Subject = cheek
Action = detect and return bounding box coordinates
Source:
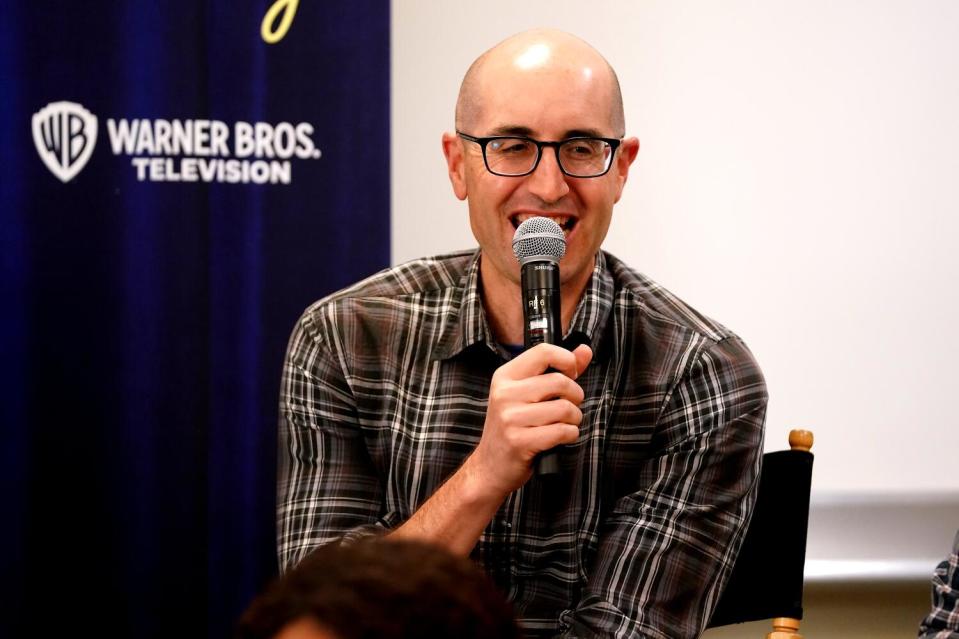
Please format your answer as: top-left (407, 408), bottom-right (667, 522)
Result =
top-left (572, 182), bottom-right (615, 217)
top-left (472, 179), bottom-right (524, 221)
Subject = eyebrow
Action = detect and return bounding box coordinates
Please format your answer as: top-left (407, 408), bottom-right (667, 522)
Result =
top-left (486, 124), bottom-right (610, 139)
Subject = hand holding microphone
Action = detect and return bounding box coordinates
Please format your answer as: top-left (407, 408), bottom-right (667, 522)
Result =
top-left (466, 217), bottom-right (590, 498)
top-left (472, 342), bottom-right (590, 496)
top-left (511, 217), bottom-right (577, 476)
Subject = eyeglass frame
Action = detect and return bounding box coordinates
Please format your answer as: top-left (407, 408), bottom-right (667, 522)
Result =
top-left (456, 130), bottom-right (623, 178)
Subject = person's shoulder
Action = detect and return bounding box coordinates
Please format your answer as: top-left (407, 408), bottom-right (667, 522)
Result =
top-left (294, 250), bottom-right (475, 334)
top-left (603, 252), bottom-right (765, 402)
top-left (324, 249), bottom-right (474, 302)
top-left (603, 251), bottom-right (736, 344)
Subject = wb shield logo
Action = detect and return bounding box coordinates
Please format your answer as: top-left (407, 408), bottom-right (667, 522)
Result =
top-left (32, 101), bottom-right (98, 183)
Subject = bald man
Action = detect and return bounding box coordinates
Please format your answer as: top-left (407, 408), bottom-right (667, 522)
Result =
top-left (278, 29), bottom-right (766, 638)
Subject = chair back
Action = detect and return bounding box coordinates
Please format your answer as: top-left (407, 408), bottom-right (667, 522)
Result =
top-left (708, 430), bottom-right (814, 629)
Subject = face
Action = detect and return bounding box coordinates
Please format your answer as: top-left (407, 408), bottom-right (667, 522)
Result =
top-left (273, 617), bottom-right (340, 639)
top-left (444, 45), bottom-right (639, 301)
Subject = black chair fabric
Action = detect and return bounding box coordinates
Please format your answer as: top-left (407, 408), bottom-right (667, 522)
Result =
top-left (707, 448), bottom-right (814, 628)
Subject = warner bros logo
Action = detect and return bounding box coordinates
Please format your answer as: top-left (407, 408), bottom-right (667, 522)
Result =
top-left (32, 101), bottom-right (98, 183)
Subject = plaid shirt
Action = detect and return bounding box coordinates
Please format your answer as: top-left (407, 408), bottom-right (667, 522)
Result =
top-left (919, 531), bottom-right (959, 638)
top-left (277, 249), bottom-right (767, 638)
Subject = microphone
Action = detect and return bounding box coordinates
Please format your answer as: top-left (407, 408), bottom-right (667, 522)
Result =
top-left (511, 217), bottom-right (567, 476)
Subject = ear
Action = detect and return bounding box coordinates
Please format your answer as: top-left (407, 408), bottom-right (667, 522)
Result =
top-left (441, 132), bottom-right (468, 200)
top-left (611, 136), bottom-right (640, 204)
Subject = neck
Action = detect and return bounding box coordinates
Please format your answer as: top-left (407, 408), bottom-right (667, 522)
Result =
top-left (479, 257), bottom-right (591, 346)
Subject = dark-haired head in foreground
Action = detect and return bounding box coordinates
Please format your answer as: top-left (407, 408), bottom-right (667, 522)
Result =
top-left (237, 538), bottom-right (520, 639)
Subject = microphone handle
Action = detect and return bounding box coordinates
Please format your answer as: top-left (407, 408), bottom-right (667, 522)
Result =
top-left (521, 261), bottom-right (563, 476)
top-left (535, 443), bottom-right (562, 475)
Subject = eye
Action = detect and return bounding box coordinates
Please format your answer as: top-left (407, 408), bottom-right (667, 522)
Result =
top-left (565, 140), bottom-right (602, 157)
top-left (489, 138), bottom-right (533, 154)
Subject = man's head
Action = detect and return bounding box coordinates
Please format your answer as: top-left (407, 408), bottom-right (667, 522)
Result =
top-left (236, 539), bottom-right (520, 639)
top-left (443, 29), bottom-right (640, 299)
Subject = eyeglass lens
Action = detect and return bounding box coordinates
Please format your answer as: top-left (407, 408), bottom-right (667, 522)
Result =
top-left (485, 138), bottom-right (613, 177)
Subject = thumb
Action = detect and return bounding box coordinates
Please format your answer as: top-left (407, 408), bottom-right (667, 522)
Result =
top-left (571, 344), bottom-right (593, 378)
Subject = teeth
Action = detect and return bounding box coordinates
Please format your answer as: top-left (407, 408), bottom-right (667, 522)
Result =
top-left (513, 213), bottom-right (573, 230)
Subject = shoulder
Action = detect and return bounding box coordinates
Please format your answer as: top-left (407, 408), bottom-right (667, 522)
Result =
top-left (601, 252), bottom-right (765, 401)
top-left (315, 249), bottom-right (475, 305)
top-left (603, 251), bottom-right (735, 344)
top-left (292, 249), bottom-right (475, 347)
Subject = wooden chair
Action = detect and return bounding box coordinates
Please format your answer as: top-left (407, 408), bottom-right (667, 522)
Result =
top-left (707, 429), bottom-right (815, 638)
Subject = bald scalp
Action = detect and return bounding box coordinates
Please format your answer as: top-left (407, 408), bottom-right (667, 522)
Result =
top-left (455, 29), bottom-right (625, 136)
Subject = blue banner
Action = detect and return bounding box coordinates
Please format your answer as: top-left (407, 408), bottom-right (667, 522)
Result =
top-left (1, 2), bottom-right (390, 636)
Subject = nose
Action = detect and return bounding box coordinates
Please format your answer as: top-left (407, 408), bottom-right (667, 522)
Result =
top-left (525, 147), bottom-right (570, 203)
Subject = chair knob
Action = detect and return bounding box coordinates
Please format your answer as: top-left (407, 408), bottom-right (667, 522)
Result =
top-left (767, 616), bottom-right (802, 639)
top-left (789, 429), bottom-right (814, 452)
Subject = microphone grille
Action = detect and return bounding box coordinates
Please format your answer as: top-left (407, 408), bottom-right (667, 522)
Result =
top-left (512, 217), bottom-right (567, 264)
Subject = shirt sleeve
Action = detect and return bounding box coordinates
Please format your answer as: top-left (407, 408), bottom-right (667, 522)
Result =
top-left (276, 309), bottom-right (396, 573)
top-left (561, 336), bottom-right (768, 639)
top-left (918, 530), bottom-right (959, 638)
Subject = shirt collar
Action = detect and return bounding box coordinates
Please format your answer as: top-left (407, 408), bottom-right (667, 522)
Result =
top-left (433, 250), bottom-right (614, 362)
top-left (433, 250), bottom-right (490, 360)
top-left (567, 251), bottom-right (614, 361)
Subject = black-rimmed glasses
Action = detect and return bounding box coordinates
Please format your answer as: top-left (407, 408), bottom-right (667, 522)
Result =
top-left (457, 131), bottom-right (622, 178)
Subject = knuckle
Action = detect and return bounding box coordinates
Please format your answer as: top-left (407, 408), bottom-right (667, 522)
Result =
top-left (489, 383), bottom-right (513, 405)
top-left (500, 405), bottom-right (526, 428)
top-left (561, 378), bottom-right (584, 403)
top-left (548, 370), bottom-right (571, 387)
top-left (573, 382), bottom-right (585, 403)
top-left (571, 406), bottom-right (583, 425)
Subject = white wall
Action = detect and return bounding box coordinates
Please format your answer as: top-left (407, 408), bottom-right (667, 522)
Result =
top-left (392, 1), bottom-right (959, 500)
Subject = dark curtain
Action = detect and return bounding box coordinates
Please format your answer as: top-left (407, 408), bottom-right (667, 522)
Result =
top-left (0, 2), bottom-right (390, 636)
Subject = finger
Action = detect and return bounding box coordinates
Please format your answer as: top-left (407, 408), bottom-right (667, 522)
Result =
top-left (502, 399), bottom-right (583, 429)
top-left (500, 343), bottom-right (579, 380)
top-left (519, 422), bottom-right (581, 457)
top-left (509, 372), bottom-right (585, 404)
top-left (531, 343), bottom-right (592, 380)
top-left (571, 344), bottom-right (593, 379)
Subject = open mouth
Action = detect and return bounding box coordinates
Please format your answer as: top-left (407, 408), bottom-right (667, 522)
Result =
top-left (509, 213), bottom-right (577, 236)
